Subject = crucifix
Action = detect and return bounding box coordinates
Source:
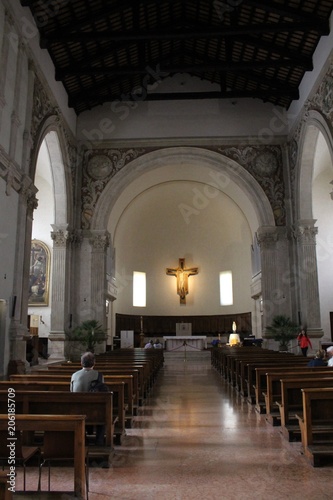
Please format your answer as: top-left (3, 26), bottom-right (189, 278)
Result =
top-left (166, 258), bottom-right (199, 304)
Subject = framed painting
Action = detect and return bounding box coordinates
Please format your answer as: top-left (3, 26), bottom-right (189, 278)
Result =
top-left (28, 239), bottom-right (50, 306)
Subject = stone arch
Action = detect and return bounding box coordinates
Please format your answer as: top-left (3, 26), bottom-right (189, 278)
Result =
top-left (296, 109), bottom-right (333, 220)
top-left (30, 115), bottom-right (70, 226)
top-left (92, 147), bottom-right (275, 236)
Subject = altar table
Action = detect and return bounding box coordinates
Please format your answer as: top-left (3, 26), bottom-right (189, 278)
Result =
top-left (163, 336), bottom-right (207, 351)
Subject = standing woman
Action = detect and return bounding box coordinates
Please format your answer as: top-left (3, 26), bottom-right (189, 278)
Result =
top-left (297, 328), bottom-right (312, 357)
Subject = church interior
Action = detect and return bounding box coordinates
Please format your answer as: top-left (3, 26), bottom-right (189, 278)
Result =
top-left (1, 0), bottom-right (333, 498)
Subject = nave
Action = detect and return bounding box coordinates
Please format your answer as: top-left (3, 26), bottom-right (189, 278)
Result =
top-left (14, 351), bottom-right (333, 500)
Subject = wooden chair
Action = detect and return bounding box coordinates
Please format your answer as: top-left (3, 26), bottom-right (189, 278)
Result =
top-left (39, 430), bottom-right (89, 499)
top-left (0, 430), bottom-right (40, 491)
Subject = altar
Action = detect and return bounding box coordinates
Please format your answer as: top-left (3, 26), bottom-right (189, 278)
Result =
top-left (163, 336), bottom-right (207, 351)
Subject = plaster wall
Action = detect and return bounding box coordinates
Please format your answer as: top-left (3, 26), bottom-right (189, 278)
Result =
top-left (113, 180), bottom-right (253, 318)
top-left (0, 177), bottom-right (19, 304)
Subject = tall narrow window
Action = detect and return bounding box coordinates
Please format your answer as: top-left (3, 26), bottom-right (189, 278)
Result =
top-left (219, 271), bottom-right (233, 306)
top-left (133, 271), bottom-right (146, 307)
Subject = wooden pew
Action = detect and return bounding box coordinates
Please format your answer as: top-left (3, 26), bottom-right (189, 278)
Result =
top-left (252, 362), bottom-right (314, 412)
top-left (10, 373), bottom-right (136, 427)
top-left (45, 367), bottom-right (142, 409)
top-left (59, 360), bottom-right (149, 401)
top-left (295, 388), bottom-right (333, 466)
top-left (0, 391), bottom-right (114, 448)
top-left (0, 414), bottom-right (86, 498)
top-left (263, 369), bottom-right (333, 424)
top-left (241, 356), bottom-right (309, 400)
top-left (276, 377), bottom-right (333, 441)
top-left (0, 381), bottom-right (126, 445)
top-left (0, 471), bottom-right (12, 499)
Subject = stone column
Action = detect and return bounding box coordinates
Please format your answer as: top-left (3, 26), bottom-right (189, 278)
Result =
top-left (89, 231), bottom-right (110, 330)
top-left (9, 178), bottom-right (38, 368)
top-left (294, 219), bottom-right (323, 342)
top-left (256, 226), bottom-right (279, 332)
top-left (0, 10), bottom-right (12, 129)
top-left (9, 39), bottom-right (25, 159)
top-left (21, 60), bottom-right (36, 174)
top-left (48, 225), bottom-right (70, 358)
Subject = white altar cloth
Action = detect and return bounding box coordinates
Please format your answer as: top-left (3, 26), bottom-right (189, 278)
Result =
top-left (163, 336), bottom-right (207, 351)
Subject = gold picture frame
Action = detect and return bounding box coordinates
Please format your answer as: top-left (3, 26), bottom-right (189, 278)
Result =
top-left (28, 240), bottom-right (50, 306)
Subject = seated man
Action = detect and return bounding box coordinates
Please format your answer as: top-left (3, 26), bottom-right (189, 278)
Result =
top-left (70, 352), bottom-right (106, 446)
top-left (153, 339), bottom-right (163, 349)
top-left (326, 346), bottom-right (333, 367)
top-left (307, 350), bottom-right (327, 367)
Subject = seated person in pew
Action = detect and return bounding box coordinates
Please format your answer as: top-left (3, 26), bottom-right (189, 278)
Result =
top-left (70, 352), bottom-right (106, 446)
top-left (153, 339), bottom-right (163, 349)
top-left (145, 340), bottom-right (154, 349)
top-left (307, 350), bottom-right (327, 367)
top-left (326, 346), bottom-right (333, 367)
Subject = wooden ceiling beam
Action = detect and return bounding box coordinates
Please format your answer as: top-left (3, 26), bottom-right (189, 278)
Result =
top-left (40, 20), bottom-right (329, 48)
top-left (56, 58), bottom-right (313, 79)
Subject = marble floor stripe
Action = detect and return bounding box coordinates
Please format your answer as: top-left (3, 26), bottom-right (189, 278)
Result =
top-left (13, 351), bottom-right (333, 499)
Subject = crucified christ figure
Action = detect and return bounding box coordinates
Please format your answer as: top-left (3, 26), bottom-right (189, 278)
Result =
top-left (166, 258), bottom-right (199, 304)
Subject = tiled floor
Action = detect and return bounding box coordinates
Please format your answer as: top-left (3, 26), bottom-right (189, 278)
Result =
top-left (13, 351), bottom-right (333, 499)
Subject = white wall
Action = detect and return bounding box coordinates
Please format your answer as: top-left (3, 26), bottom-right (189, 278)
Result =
top-left (112, 180), bottom-right (253, 318)
top-left (313, 133), bottom-right (333, 340)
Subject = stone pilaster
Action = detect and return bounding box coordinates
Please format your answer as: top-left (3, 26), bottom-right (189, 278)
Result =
top-left (89, 231), bottom-right (110, 328)
top-left (9, 39), bottom-right (25, 159)
top-left (0, 10), bottom-right (13, 129)
top-left (8, 177), bottom-right (38, 369)
top-left (21, 59), bottom-right (36, 174)
top-left (256, 226), bottom-right (279, 331)
top-left (293, 219), bottom-right (323, 341)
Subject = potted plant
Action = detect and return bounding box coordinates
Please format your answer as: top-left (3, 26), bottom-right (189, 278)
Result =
top-left (265, 315), bottom-right (299, 351)
top-left (65, 320), bottom-right (107, 360)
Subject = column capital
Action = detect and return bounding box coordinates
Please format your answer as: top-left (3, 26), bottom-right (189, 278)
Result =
top-left (256, 226), bottom-right (278, 248)
top-left (293, 219), bottom-right (318, 243)
top-left (89, 230), bottom-right (110, 250)
top-left (50, 224), bottom-right (70, 247)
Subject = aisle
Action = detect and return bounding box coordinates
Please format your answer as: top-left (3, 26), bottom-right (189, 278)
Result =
top-left (88, 351), bottom-right (332, 500)
top-left (14, 351), bottom-right (333, 499)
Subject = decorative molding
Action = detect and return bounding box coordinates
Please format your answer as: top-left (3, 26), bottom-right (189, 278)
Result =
top-left (293, 220), bottom-right (318, 243)
top-left (217, 145), bottom-right (285, 226)
top-left (256, 226), bottom-right (278, 248)
top-left (89, 231), bottom-right (110, 250)
top-left (50, 228), bottom-right (70, 247)
top-left (81, 143), bottom-right (285, 228)
top-left (82, 148), bottom-right (147, 229)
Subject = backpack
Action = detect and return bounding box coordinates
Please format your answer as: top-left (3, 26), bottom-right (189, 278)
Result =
top-left (89, 372), bottom-right (109, 392)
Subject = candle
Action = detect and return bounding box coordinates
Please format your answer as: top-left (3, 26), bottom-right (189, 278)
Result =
top-left (232, 321), bottom-right (237, 332)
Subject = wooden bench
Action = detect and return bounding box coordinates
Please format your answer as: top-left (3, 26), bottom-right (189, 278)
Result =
top-left (59, 361), bottom-right (149, 401)
top-left (0, 414), bottom-right (86, 498)
top-left (44, 367), bottom-right (142, 409)
top-left (0, 391), bottom-right (114, 448)
top-left (277, 377), bottom-right (333, 441)
top-left (242, 357), bottom-right (309, 401)
top-left (0, 381), bottom-right (126, 445)
top-left (0, 471), bottom-right (12, 499)
top-left (263, 369), bottom-right (333, 425)
top-left (10, 373), bottom-right (136, 427)
top-left (295, 388), bottom-right (333, 466)
top-left (252, 363), bottom-right (315, 412)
